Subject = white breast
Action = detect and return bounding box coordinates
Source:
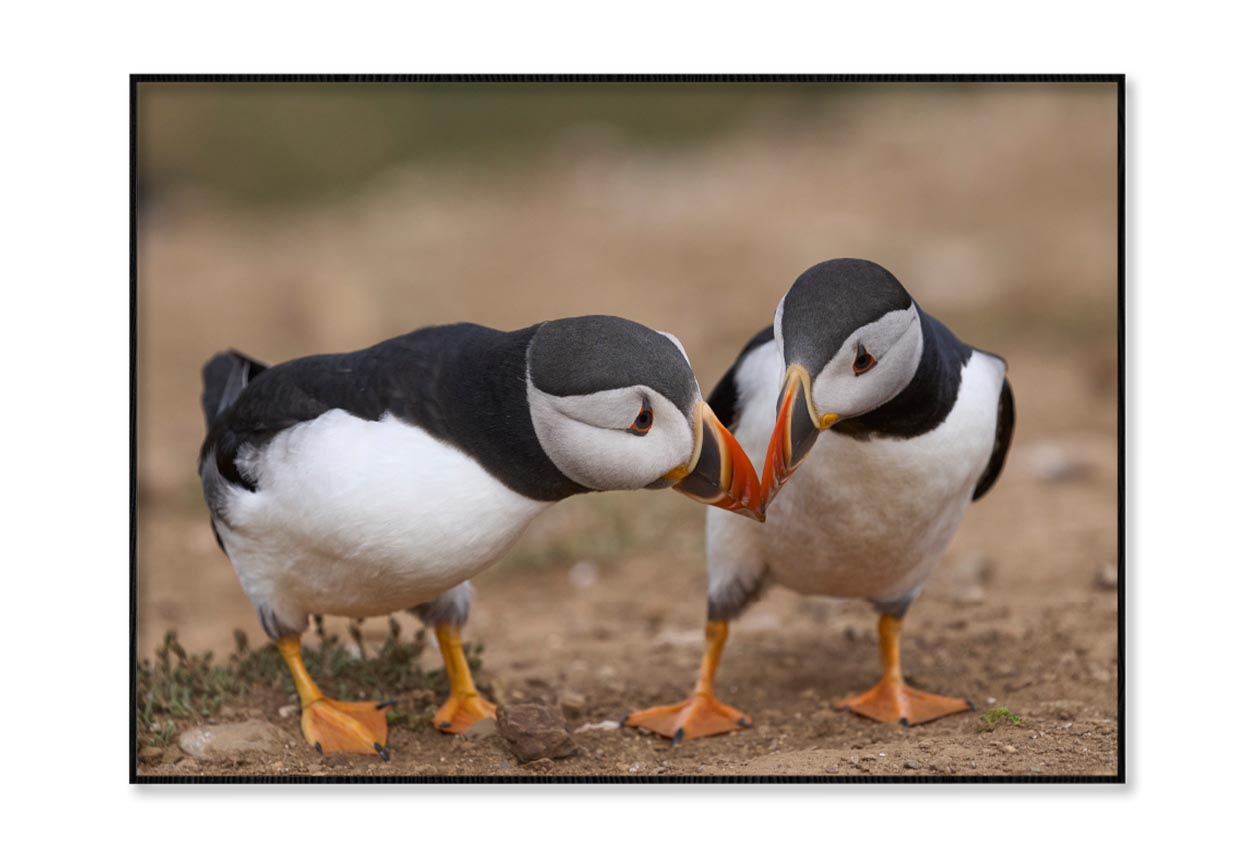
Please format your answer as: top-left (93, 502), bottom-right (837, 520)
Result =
top-left (214, 410), bottom-right (549, 627)
top-left (710, 343), bottom-right (1004, 605)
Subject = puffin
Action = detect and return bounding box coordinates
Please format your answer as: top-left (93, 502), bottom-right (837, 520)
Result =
top-left (625, 258), bottom-right (1014, 740)
top-left (198, 315), bottom-right (762, 758)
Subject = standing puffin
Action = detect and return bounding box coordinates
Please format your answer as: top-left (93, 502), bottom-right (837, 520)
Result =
top-left (625, 259), bottom-right (1014, 740)
top-left (199, 315), bottom-right (762, 758)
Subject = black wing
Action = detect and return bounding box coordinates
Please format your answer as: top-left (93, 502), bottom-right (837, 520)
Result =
top-left (198, 325), bottom-right (487, 493)
top-left (197, 323), bottom-right (587, 504)
top-left (707, 325), bottom-right (775, 433)
top-left (972, 377), bottom-right (1015, 502)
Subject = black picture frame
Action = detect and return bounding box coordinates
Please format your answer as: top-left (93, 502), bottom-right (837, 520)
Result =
top-left (130, 73), bottom-right (1125, 784)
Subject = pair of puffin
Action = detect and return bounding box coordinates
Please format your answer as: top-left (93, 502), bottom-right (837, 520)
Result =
top-left (198, 258), bottom-right (1011, 757)
top-left (199, 315), bottom-right (761, 757)
top-left (624, 258), bottom-right (1014, 741)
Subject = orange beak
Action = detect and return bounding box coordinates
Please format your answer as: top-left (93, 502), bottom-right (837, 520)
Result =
top-left (668, 402), bottom-right (765, 522)
top-left (761, 365), bottom-right (837, 513)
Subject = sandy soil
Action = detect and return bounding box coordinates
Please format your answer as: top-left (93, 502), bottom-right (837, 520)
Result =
top-left (135, 84), bottom-right (1119, 778)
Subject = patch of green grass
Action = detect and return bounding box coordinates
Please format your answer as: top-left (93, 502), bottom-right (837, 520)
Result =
top-left (980, 707), bottom-right (1025, 730)
top-left (135, 618), bottom-right (462, 750)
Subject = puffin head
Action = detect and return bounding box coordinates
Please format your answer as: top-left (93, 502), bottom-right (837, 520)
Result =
top-left (762, 259), bottom-right (925, 511)
top-left (526, 315), bottom-right (763, 520)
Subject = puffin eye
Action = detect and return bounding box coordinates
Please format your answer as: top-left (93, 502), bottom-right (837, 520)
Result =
top-left (853, 343), bottom-right (877, 375)
top-left (629, 403), bottom-right (654, 435)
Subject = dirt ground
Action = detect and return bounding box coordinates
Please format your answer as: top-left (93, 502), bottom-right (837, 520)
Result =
top-left (134, 83), bottom-right (1119, 778)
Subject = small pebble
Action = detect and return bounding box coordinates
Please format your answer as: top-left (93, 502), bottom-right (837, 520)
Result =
top-left (568, 560), bottom-right (598, 589)
top-left (559, 691), bottom-right (588, 714)
top-left (904, 759), bottom-right (922, 770)
top-left (1025, 443), bottom-right (1089, 482)
top-left (1095, 562), bottom-right (1118, 590)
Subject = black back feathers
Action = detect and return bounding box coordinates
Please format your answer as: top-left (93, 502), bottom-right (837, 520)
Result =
top-left (198, 324), bottom-right (589, 503)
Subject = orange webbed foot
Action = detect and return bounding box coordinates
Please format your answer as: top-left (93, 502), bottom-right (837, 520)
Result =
top-left (301, 697), bottom-right (391, 758)
top-left (432, 692), bottom-right (497, 734)
top-left (623, 693), bottom-right (752, 744)
top-left (837, 679), bottom-right (973, 726)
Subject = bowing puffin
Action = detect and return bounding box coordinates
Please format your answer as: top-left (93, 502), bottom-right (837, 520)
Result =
top-left (625, 259), bottom-right (1014, 740)
top-left (199, 315), bottom-right (762, 758)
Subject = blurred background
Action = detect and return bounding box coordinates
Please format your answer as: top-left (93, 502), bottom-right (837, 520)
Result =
top-left (136, 82), bottom-right (1118, 672)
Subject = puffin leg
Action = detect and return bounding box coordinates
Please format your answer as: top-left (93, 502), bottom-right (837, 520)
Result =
top-left (431, 624), bottom-right (497, 734)
top-left (276, 636), bottom-right (390, 758)
top-left (623, 620), bottom-right (752, 743)
top-left (837, 614), bottom-right (973, 726)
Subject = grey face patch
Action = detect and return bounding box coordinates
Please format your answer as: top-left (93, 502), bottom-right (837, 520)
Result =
top-left (527, 315), bottom-right (699, 412)
top-left (779, 259), bottom-right (914, 375)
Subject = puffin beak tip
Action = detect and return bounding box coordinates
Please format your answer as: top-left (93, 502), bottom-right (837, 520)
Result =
top-left (670, 402), bottom-right (764, 519)
top-left (761, 365), bottom-right (830, 511)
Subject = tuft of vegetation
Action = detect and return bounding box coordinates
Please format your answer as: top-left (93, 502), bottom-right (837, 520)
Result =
top-left (980, 707), bottom-right (1025, 730)
top-left (135, 618), bottom-right (477, 750)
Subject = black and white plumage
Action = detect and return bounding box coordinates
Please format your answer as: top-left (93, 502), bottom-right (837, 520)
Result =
top-left (626, 258), bottom-right (1014, 739)
top-left (199, 315), bottom-right (762, 752)
top-left (201, 315), bottom-right (759, 638)
top-left (707, 259), bottom-right (1013, 619)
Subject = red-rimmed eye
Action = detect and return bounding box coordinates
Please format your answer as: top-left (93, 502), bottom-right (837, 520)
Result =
top-left (853, 343), bottom-right (876, 375)
top-left (629, 404), bottom-right (653, 434)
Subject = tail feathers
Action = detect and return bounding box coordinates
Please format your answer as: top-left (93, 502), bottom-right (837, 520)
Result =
top-left (201, 350), bottom-right (268, 430)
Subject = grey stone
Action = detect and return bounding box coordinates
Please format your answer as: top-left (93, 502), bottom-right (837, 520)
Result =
top-left (177, 720), bottom-right (289, 760)
top-left (1025, 443), bottom-right (1090, 483)
top-left (1095, 561), bottom-right (1118, 590)
top-left (568, 560), bottom-right (599, 589)
top-left (559, 691), bottom-right (588, 714)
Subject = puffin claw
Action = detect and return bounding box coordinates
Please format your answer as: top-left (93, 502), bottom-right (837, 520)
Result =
top-left (374, 742), bottom-right (390, 761)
